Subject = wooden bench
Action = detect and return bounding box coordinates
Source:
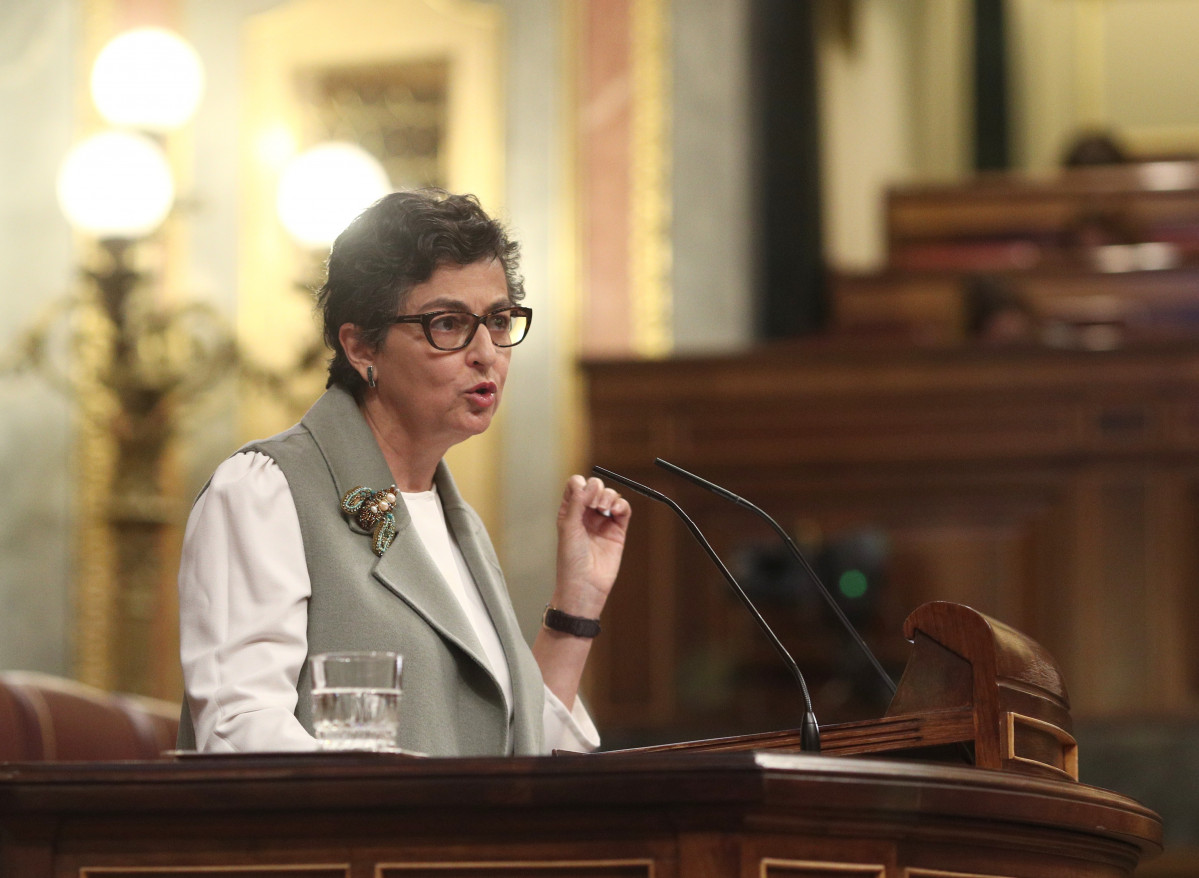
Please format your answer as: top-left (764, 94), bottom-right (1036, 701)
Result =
top-left (830, 161), bottom-right (1199, 342)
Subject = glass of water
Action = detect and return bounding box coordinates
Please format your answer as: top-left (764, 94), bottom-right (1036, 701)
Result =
top-left (310, 650), bottom-right (403, 751)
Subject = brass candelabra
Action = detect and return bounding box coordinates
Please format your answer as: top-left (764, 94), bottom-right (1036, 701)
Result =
top-left (3, 236), bottom-right (321, 695)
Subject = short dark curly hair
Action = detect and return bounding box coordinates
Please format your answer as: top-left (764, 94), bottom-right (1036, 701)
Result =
top-left (317, 189), bottom-right (525, 399)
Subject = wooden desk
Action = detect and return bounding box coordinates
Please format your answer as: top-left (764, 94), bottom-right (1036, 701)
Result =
top-left (836, 163), bottom-right (1199, 344)
top-left (0, 751), bottom-right (1162, 877)
top-left (831, 265), bottom-right (1199, 345)
top-left (886, 162), bottom-right (1199, 270)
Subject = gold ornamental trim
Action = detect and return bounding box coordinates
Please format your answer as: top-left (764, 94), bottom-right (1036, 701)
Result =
top-left (904, 869), bottom-right (1019, 878)
top-left (377, 859), bottom-right (654, 876)
top-left (629, 0), bottom-right (673, 358)
top-left (73, 0), bottom-right (120, 691)
top-left (760, 860), bottom-right (885, 878)
top-left (80, 866), bottom-right (349, 876)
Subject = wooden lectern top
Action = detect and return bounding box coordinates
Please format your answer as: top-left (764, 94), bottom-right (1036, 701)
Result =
top-left (603, 601), bottom-right (1081, 782)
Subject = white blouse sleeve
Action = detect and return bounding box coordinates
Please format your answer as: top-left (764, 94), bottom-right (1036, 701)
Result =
top-left (542, 688), bottom-right (601, 753)
top-left (178, 451), bottom-right (318, 752)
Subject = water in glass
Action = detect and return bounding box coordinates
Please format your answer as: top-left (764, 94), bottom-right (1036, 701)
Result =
top-left (312, 687), bottom-right (401, 751)
top-left (309, 650), bottom-right (403, 751)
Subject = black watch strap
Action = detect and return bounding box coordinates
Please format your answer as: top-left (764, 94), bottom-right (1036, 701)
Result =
top-left (542, 605), bottom-right (602, 638)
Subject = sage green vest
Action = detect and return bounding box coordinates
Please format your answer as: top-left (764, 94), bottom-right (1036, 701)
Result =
top-left (179, 387), bottom-right (545, 756)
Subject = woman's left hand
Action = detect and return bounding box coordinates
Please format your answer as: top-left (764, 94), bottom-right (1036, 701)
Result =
top-left (534, 474), bottom-right (632, 713)
top-left (551, 474), bottom-right (632, 617)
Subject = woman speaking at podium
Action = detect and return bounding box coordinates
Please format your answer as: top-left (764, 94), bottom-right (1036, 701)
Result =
top-left (176, 190), bottom-right (631, 756)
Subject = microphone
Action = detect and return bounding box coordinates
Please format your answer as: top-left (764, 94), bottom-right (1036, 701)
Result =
top-left (654, 458), bottom-right (897, 699)
top-left (592, 465), bottom-right (821, 752)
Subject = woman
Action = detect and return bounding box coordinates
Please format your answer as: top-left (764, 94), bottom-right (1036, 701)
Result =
top-left (177, 189), bottom-right (630, 756)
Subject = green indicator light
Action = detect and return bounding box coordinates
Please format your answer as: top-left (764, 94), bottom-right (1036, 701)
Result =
top-left (838, 569), bottom-right (869, 599)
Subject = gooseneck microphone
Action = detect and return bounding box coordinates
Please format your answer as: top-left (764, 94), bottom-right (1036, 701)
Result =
top-left (592, 465), bottom-right (821, 752)
top-left (654, 458), bottom-right (897, 699)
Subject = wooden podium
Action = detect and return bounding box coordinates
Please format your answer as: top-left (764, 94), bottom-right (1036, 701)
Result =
top-left (608, 601), bottom-right (1080, 782)
top-left (0, 752), bottom-right (1162, 878)
top-left (0, 602), bottom-right (1163, 877)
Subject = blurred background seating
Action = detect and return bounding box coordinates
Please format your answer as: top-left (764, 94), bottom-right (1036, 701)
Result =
top-left (0, 671), bottom-right (178, 761)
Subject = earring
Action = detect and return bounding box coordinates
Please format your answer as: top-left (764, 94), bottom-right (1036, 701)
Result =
top-left (366, 365), bottom-right (377, 388)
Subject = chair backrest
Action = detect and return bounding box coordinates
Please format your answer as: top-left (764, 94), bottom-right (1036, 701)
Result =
top-left (0, 671), bottom-right (179, 761)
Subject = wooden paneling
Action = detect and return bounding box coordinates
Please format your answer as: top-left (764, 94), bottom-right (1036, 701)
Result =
top-left (0, 753), bottom-right (1163, 878)
top-left (885, 162), bottom-right (1199, 265)
top-left (761, 862), bottom-right (885, 878)
top-left (583, 343), bottom-right (1199, 745)
top-left (831, 267), bottom-right (1199, 343)
top-left (830, 161), bottom-right (1199, 346)
top-left (78, 869), bottom-right (348, 877)
top-left (377, 864), bottom-right (652, 877)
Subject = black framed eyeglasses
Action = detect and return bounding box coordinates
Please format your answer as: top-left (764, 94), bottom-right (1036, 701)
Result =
top-left (391, 305), bottom-right (533, 352)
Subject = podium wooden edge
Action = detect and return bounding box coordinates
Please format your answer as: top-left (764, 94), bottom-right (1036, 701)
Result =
top-left (587, 602), bottom-right (1081, 783)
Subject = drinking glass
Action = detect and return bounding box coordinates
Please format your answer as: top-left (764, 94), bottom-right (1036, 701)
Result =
top-left (310, 650), bottom-right (403, 751)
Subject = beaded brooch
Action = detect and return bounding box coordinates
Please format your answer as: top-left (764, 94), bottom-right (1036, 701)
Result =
top-left (340, 484), bottom-right (399, 556)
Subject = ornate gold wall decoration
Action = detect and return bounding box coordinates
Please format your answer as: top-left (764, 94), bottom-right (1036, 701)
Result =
top-left (576, 0), bottom-right (673, 358)
top-left (298, 60), bottom-right (449, 190)
top-left (241, 0), bottom-right (505, 531)
top-left (629, 0), bottom-right (673, 358)
top-left (73, 297), bottom-right (120, 690)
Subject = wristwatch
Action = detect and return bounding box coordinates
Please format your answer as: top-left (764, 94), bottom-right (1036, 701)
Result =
top-left (542, 605), bottom-right (602, 638)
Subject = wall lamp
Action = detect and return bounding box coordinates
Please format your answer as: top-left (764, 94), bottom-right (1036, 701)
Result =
top-left (8, 25), bottom-right (389, 696)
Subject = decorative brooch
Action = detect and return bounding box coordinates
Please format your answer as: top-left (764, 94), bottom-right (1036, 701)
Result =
top-left (341, 484), bottom-right (399, 556)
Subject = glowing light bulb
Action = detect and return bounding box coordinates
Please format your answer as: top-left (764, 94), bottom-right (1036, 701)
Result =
top-left (91, 27), bottom-right (204, 132)
top-left (276, 142), bottom-right (392, 250)
top-left (57, 130), bottom-right (175, 238)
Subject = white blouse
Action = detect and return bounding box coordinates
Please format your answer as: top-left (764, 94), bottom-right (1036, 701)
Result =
top-left (178, 451), bottom-right (599, 755)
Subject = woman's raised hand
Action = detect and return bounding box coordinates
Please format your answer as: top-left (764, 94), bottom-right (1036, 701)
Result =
top-left (552, 474), bottom-right (632, 617)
